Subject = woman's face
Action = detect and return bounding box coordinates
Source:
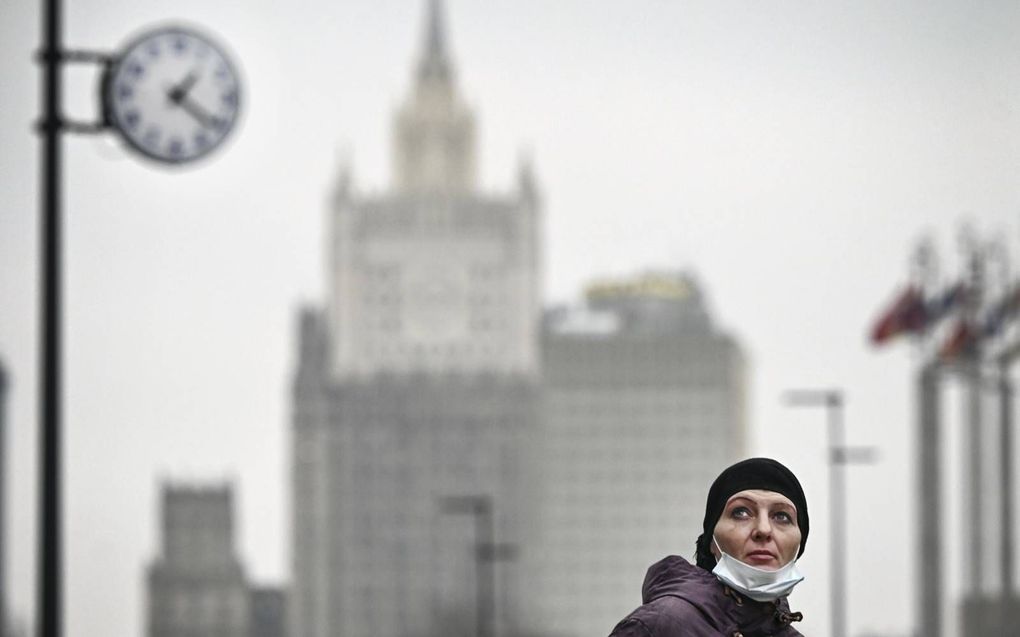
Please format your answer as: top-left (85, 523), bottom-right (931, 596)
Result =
top-left (711, 489), bottom-right (801, 571)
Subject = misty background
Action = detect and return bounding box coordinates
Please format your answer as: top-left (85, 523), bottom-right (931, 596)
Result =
top-left (2, 1), bottom-right (1020, 636)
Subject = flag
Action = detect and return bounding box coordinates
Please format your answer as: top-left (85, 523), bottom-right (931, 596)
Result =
top-left (940, 320), bottom-right (976, 360)
top-left (982, 284), bottom-right (1020, 337)
top-left (925, 282), bottom-right (968, 326)
top-left (870, 286), bottom-right (926, 344)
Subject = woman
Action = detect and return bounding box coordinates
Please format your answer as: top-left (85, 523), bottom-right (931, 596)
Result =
top-left (609, 457), bottom-right (808, 637)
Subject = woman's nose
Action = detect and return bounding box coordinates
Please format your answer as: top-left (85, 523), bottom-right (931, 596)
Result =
top-left (752, 513), bottom-right (773, 537)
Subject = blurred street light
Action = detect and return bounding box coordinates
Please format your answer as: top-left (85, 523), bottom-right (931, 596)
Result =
top-left (438, 495), bottom-right (518, 637)
top-left (784, 389), bottom-right (876, 637)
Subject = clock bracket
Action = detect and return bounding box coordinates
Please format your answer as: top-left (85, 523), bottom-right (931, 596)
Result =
top-left (33, 48), bottom-right (113, 135)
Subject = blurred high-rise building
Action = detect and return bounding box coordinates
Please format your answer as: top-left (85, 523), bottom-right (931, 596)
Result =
top-left (533, 272), bottom-right (746, 636)
top-left (289, 1), bottom-right (541, 636)
top-left (146, 484), bottom-right (250, 637)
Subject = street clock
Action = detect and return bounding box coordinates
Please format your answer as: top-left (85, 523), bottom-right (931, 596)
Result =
top-left (103, 25), bottom-right (241, 164)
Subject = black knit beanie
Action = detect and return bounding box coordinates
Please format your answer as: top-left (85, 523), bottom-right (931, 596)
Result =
top-left (694, 457), bottom-right (809, 571)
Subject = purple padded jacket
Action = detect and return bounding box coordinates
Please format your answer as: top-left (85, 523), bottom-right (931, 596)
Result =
top-left (609, 556), bottom-right (805, 637)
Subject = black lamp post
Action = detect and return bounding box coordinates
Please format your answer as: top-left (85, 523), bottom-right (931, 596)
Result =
top-left (38, 2), bottom-right (66, 634)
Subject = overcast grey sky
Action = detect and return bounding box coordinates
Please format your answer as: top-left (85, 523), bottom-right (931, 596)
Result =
top-left (2, 1), bottom-right (1020, 636)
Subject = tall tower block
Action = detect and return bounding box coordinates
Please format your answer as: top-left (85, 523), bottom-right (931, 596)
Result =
top-left (291, 2), bottom-right (542, 636)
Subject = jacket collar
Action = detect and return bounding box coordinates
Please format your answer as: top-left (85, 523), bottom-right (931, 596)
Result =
top-left (642, 555), bottom-right (803, 636)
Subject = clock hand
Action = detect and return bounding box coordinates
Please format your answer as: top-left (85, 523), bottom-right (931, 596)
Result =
top-left (176, 95), bottom-right (222, 130)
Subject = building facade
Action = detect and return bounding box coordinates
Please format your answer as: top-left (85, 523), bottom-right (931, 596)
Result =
top-left (147, 484), bottom-right (250, 637)
top-left (290, 2), bottom-right (541, 636)
top-left (533, 272), bottom-right (746, 637)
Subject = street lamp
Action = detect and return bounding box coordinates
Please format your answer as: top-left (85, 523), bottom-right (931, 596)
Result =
top-left (784, 389), bottom-right (876, 637)
top-left (438, 495), bottom-right (518, 637)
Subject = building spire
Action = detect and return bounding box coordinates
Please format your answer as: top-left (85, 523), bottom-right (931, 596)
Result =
top-left (396, 0), bottom-right (475, 193)
top-left (417, 0), bottom-right (452, 83)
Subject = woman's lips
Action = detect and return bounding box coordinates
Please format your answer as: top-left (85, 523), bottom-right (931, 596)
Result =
top-left (745, 551), bottom-right (777, 563)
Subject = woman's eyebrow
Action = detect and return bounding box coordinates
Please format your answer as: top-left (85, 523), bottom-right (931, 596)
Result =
top-left (726, 496), bottom-right (758, 507)
top-left (727, 495), bottom-right (797, 512)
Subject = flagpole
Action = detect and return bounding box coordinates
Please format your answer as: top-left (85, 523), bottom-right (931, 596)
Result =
top-left (998, 355), bottom-right (1014, 595)
top-left (983, 238), bottom-right (1015, 610)
top-left (869, 234), bottom-right (1020, 637)
top-left (962, 244), bottom-right (985, 595)
top-left (918, 361), bottom-right (943, 637)
top-left (870, 239), bottom-right (948, 637)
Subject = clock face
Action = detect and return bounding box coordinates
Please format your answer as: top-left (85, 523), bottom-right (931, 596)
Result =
top-left (104, 26), bottom-right (241, 164)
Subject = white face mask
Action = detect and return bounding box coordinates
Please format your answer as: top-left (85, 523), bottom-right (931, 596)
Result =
top-left (711, 536), bottom-right (804, 602)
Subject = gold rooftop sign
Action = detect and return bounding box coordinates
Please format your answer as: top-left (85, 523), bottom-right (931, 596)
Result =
top-left (585, 273), bottom-right (692, 301)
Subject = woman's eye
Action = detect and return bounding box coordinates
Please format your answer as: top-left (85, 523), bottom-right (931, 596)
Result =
top-left (731, 506), bottom-right (752, 518)
top-left (773, 511), bottom-right (793, 524)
